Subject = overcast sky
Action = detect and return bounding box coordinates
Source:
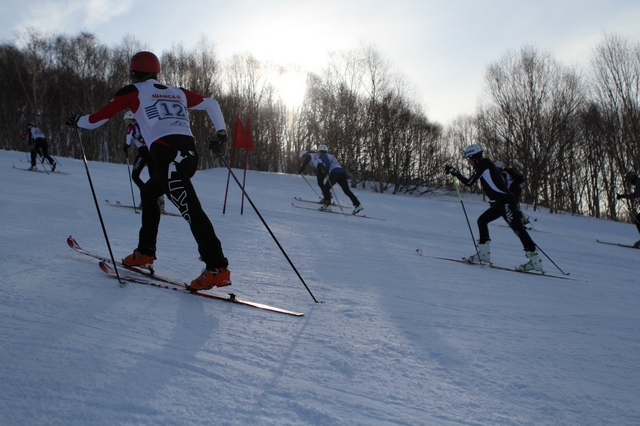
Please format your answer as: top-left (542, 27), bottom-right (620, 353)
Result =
top-left (2, 0), bottom-right (640, 125)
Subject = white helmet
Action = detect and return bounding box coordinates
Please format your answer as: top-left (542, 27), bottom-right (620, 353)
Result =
top-left (494, 161), bottom-right (504, 169)
top-left (462, 144), bottom-right (483, 159)
top-left (123, 111), bottom-right (135, 121)
top-left (317, 144), bottom-right (328, 153)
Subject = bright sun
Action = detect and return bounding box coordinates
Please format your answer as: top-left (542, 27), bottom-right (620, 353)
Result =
top-left (268, 68), bottom-right (308, 110)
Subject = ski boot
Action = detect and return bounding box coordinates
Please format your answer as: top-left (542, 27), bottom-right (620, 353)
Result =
top-left (319, 199), bottom-right (332, 211)
top-left (634, 240), bottom-right (640, 248)
top-left (353, 203), bottom-right (364, 215)
top-left (51, 162), bottom-right (57, 172)
top-left (122, 249), bottom-right (155, 271)
top-left (28, 162), bottom-right (36, 171)
top-left (518, 251), bottom-right (543, 272)
top-left (467, 241), bottom-right (490, 264)
top-left (188, 268), bottom-right (231, 291)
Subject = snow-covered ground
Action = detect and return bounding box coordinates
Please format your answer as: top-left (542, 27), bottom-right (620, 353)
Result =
top-left (1, 148), bottom-right (638, 425)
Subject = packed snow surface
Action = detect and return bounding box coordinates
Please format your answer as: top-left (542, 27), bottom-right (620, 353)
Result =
top-left (1, 149), bottom-right (638, 425)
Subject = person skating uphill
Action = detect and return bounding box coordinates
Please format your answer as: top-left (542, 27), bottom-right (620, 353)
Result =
top-left (66, 51), bottom-right (230, 291)
top-left (22, 123), bottom-right (56, 171)
top-left (316, 145), bottom-right (363, 215)
top-left (445, 144), bottom-right (542, 272)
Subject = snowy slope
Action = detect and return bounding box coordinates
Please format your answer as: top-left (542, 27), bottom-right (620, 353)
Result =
top-left (0, 149), bottom-right (639, 426)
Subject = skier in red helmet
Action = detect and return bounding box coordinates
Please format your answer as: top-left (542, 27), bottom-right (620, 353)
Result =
top-left (66, 51), bottom-right (231, 291)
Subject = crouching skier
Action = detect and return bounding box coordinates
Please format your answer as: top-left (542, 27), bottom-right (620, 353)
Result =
top-left (66, 51), bottom-right (231, 290)
top-left (445, 144), bottom-right (542, 272)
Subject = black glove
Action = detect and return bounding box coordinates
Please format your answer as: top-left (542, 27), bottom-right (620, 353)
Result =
top-left (66, 111), bottom-right (80, 128)
top-left (444, 164), bottom-right (458, 175)
top-left (122, 143), bottom-right (130, 153)
top-left (208, 131), bottom-right (227, 152)
top-left (616, 193), bottom-right (623, 200)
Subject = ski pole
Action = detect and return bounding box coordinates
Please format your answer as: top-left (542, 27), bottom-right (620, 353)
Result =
top-left (535, 244), bottom-right (569, 276)
top-left (125, 154), bottom-right (138, 214)
top-left (299, 172), bottom-right (323, 199)
top-left (214, 150), bottom-right (322, 303)
top-left (320, 168), bottom-right (345, 214)
top-left (51, 155), bottom-right (61, 167)
top-left (619, 202), bottom-right (640, 226)
top-left (72, 121), bottom-right (126, 287)
top-left (453, 176), bottom-right (482, 262)
top-left (330, 184), bottom-right (345, 214)
top-left (38, 155), bottom-right (50, 174)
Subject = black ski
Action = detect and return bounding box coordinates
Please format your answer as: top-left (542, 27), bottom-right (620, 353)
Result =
top-left (596, 239), bottom-right (639, 249)
top-left (294, 197), bottom-right (339, 206)
top-left (416, 249), bottom-right (574, 281)
top-left (105, 200), bottom-right (181, 217)
top-left (13, 164), bottom-right (68, 175)
top-left (291, 203), bottom-right (384, 221)
top-left (496, 224), bottom-right (550, 233)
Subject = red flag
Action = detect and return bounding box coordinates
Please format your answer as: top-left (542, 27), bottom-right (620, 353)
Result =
top-left (232, 117), bottom-right (245, 149)
top-left (244, 117), bottom-right (254, 151)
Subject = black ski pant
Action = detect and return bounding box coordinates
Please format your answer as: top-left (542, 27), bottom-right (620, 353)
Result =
top-left (477, 195), bottom-right (535, 252)
top-left (31, 138), bottom-right (55, 166)
top-left (321, 172), bottom-right (360, 206)
top-left (137, 135), bottom-right (227, 270)
top-left (315, 169), bottom-right (324, 194)
top-left (633, 211), bottom-right (640, 234)
top-left (131, 146), bottom-right (154, 190)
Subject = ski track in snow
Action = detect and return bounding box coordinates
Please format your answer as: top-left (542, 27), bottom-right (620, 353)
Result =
top-left (1, 149), bottom-right (639, 425)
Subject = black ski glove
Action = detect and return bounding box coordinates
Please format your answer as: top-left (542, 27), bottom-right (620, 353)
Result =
top-left (66, 111), bottom-right (80, 128)
top-left (208, 131), bottom-right (228, 152)
top-left (444, 164), bottom-right (458, 175)
top-left (616, 193), bottom-right (623, 200)
top-left (122, 143), bottom-right (130, 153)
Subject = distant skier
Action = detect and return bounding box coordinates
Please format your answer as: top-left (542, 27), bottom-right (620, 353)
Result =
top-left (445, 144), bottom-right (542, 271)
top-left (66, 50), bottom-right (230, 291)
top-left (22, 123), bottom-right (56, 171)
top-left (122, 111), bottom-right (164, 211)
top-left (616, 170), bottom-right (640, 247)
top-left (316, 145), bottom-right (363, 215)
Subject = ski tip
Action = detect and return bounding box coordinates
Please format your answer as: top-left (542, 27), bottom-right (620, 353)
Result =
top-left (67, 235), bottom-right (77, 248)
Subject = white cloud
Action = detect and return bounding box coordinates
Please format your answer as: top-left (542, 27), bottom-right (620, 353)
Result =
top-left (82, 0), bottom-right (134, 27)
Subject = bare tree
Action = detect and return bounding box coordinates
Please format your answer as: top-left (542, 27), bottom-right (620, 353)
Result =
top-left (477, 45), bottom-right (585, 212)
top-left (590, 33), bottom-right (640, 221)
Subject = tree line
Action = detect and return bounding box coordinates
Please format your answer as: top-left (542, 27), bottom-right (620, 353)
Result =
top-left (1, 29), bottom-right (639, 223)
top-left (448, 34), bottom-right (640, 224)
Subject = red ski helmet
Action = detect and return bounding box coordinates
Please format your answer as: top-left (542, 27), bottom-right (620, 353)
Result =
top-left (129, 51), bottom-right (161, 74)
